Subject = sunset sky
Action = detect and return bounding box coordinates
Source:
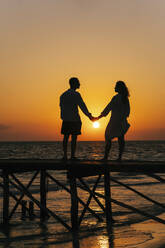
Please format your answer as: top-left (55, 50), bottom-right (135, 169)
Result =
top-left (1, 0), bottom-right (165, 141)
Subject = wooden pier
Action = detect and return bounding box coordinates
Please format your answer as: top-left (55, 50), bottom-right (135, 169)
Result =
top-left (0, 159), bottom-right (165, 232)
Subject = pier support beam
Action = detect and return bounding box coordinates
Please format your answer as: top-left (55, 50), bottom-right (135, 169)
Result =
top-left (40, 169), bottom-right (47, 219)
top-left (104, 170), bottom-right (113, 226)
top-left (3, 170), bottom-right (9, 225)
top-left (69, 172), bottom-right (79, 231)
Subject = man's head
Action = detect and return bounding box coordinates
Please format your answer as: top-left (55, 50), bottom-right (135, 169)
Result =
top-left (69, 77), bottom-right (80, 90)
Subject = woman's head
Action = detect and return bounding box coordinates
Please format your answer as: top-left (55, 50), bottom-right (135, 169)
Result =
top-left (115, 81), bottom-right (130, 98)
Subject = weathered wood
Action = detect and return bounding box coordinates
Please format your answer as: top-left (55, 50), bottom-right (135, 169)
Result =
top-left (40, 169), bottom-right (47, 219)
top-left (21, 200), bottom-right (27, 220)
top-left (0, 182), bottom-right (30, 219)
top-left (0, 159), bottom-right (165, 174)
top-left (72, 231), bottom-right (80, 248)
top-left (10, 173), bottom-right (71, 231)
top-left (3, 170), bottom-right (9, 225)
top-left (1, 159), bottom-right (165, 231)
top-left (9, 171), bottom-right (39, 219)
top-left (104, 170), bottom-right (113, 224)
top-left (79, 175), bottom-right (102, 225)
top-left (29, 201), bottom-right (34, 219)
top-left (68, 172), bottom-right (79, 231)
top-left (78, 176), bottom-right (105, 212)
top-left (47, 172), bottom-right (102, 221)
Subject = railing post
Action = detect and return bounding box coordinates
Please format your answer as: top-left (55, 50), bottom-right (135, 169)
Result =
top-left (3, 170), bottom-right (9, 225)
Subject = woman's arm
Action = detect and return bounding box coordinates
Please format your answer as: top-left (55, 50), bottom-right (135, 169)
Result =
top-left (98, 96), bottom-right (115, 119)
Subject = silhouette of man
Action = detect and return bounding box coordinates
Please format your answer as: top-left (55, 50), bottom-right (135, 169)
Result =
top-left (60, 77), bottom-right (93, 160)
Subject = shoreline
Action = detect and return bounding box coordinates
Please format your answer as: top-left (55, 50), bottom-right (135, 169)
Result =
top-left (1, 216), bottom-right (165, 248)
top-left (133, 213), bottom-right (165, 248)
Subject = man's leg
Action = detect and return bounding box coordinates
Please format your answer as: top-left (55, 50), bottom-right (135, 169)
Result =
top-left (63, 134), bottom-right (69, 159)
top-left (71, 135), bottom-right (77, 159)
top-left (118, 135), bottom-right (125, 161)
top-left (103, 140), bottom-right (112, 160)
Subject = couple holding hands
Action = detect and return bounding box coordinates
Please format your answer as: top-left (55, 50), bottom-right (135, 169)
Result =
top-left (60, 77), bottom-right (130, 161)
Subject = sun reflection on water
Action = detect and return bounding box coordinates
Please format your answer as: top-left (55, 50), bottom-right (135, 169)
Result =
top-left (93, 121), bottom-right (100, 128)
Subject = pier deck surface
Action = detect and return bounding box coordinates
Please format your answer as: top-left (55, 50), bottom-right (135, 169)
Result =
top-left (0, 159), bottom-right (164, 175)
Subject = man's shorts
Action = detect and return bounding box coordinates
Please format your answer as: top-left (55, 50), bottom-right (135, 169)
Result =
top-left (61, 121), bottom-right (82, 135)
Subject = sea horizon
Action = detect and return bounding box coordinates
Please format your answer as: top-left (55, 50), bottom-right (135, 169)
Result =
top-left (0, 139), bottom-right (165, 143)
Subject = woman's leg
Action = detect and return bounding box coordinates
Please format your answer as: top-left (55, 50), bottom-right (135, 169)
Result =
top-left (118, 135), bottom-right (125, 161)
top-left (104, 140), bottom-right (112, 160)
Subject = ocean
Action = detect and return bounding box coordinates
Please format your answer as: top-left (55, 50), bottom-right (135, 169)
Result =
top-left (0, 140), bottom-right (165, 248)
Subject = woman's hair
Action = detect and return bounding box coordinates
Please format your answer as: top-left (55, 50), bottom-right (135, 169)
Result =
top-left (116, 81), bottom-right (130, 103)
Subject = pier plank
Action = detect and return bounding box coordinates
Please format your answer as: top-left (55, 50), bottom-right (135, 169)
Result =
top-left (0, 159), bottom-right (165, 174)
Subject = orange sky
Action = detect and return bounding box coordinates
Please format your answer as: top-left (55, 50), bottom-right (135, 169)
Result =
top-left (1, 0), bottom-right (165, 141)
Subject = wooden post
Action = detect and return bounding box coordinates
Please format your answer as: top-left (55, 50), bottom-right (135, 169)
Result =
top-left (69, 171), bottom-right (79, 231)
top-left (3, 170), bottom-right (9, 225)
top-left (21, 200), bottom-right (27, 220)
top-left (40, 169), bottom-right (47, 219)
top-left (11, 173), bottom-right (71, 230)
top-left (104, 169), bottom-right (113, 227)
top-left (29, 201), bottom-right (34, 219)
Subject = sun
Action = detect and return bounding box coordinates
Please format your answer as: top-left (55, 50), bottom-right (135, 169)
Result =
top-left (93, 121), bottom-right (100, 128)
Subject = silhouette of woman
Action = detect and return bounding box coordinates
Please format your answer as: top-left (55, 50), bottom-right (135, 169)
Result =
top-left (98, 81), bottom-right (130, 161)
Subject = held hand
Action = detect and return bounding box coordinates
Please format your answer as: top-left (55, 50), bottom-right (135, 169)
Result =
top-left (92, 116), bottom-right (101, 121)
top-left (97, 114), bottom-right (103, 120)
top-left (92, 117), bottom-right (99, 122)
top-left (89, 113), bottom-right (103, 122)
top-left (89, 116), bottom-right (95, 121)
top-left (89, 115), bottom-right (98, 122)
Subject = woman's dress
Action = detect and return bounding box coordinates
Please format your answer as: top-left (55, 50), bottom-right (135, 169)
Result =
top-left (101, 94), bottom-right (130, 140)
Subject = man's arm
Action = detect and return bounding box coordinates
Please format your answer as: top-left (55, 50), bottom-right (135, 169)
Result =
top-left (77, 94), bottom-right (92, 119)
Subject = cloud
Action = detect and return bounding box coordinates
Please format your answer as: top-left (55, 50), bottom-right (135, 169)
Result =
top-left (0, 124), bottom-right (11, 130)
